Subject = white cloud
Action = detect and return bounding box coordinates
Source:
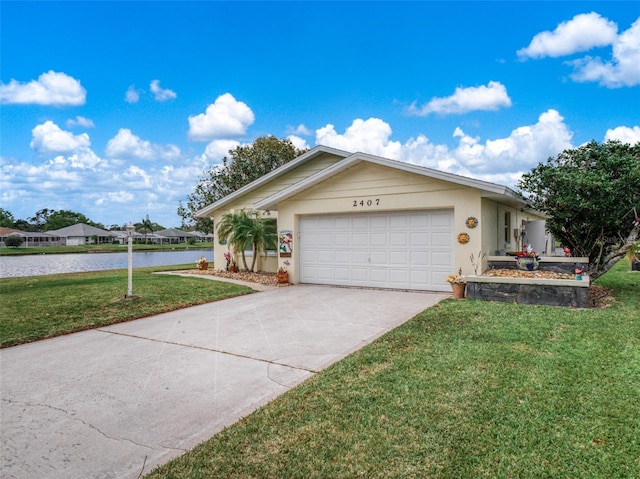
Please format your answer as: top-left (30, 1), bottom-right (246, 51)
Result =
top-left (569, 17), bottom-right (640, 87)
top-left (447, 109), bottom-right (573, 175)
top-left (604, 125), bottom-right (640, 145)
top-left (105, 128), bottom-right (181, 160)
top-left (287, 124), bottom-right (312, 136)
top-left (30, 121), bottom-right (91, 154)
top-left (125, 85), bottom-right (140, 104)
top-left (315, 111), bottom-right (573, 182)
top-left (188, 93), bottom-right (255, 141)
top-left (287, 135), bottom-right (309, 151)
top-left (149, 79), bottom-right (177, 101)
top-left (0, 71), bottom-right (86, 106)
top-left (66, 116), bottom-right (95, 128)
top-left (316, 118), bottom-right (403, 158)
top-left (517, 12), bottom-right (618, 59)
top-left (408, 81), bottom-right (512, 116)
top-left (95, 191), bottom-right (135, 205)
top-left (201, 139), bottom-right (241, 163)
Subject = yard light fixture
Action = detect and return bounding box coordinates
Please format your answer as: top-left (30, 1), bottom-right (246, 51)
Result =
top-left (126, 222), bottom-right (135, 297)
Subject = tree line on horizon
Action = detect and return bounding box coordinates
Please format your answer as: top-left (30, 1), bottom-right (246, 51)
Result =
top-left (0, 209), bottom-right (167, 236)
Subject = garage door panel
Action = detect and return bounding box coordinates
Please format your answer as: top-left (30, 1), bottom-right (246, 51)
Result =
top-left (410, 232), bottom-right (429, 247)
top-left (411, 251), bottom-right (429, 266)
top-left (431, 232), bottom-right (452, 247)
top-left (334, 267), bottom-right (350, 280)
top-left (431, 212), bottom-right (453, 227)
top-left (300, 210), bottom-right (453, 291)
top-left (410, 214), bottom-right (429, 227)
top-left (432, 251), bottom-right (453, 267)
top-left (370, 251), bottom-right (387, 264)
top-left (370, 216), bottom-right (387, 228)
top-left (334, 250), bottom-right (350, 263)
top-left (351, 268), bottom-right (369, 281)
top-left (352, 217), bottom-right (369, 229)
top-left (370, 232), bottom-right (387, 246)
top-left (410, 270), bottom-right (430, 285)
top-left (352, 250), bottom-right (369, 264)
top-left (389, 215), bottom-right (408, 227)
top-left (389, 251), bottom-right (408, 265)
top-left (389, 232), bottom-right (408, 247)
top-left (370, 269), bottom-right (388, 282)
top-left (317, 250), bottom-right (333, 263)
top-left (317, 233), bottom-right (334, 247)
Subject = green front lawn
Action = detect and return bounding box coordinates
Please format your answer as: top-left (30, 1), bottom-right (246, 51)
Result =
top-left (147, 260), bottom-right (639, 478)
top-left (0, 265), bottom-right (252, 348)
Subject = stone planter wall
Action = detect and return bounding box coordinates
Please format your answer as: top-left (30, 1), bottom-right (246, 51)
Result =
top-left (466, 275), bottom-right (590, 308)
top-left (487, 256), bottom-right (589, 274)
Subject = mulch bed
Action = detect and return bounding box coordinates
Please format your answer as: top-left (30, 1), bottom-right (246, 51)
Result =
top-left (185, 269), bottom-right (291, 286)
top-left (482, 269), bottom-right (575, 280)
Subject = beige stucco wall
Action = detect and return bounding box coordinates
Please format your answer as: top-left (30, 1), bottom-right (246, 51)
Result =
top-left (276, 162), bottom-right (486, 282)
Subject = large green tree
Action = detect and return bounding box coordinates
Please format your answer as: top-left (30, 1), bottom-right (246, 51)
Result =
top-left (216, 210), bottom-right (277, 272)
top-left (0, 208), bottom-right (15, 228)
top-left (178, 136), bottom-right (307, 231)
top-left (518, 140), bottom-right (640, 279)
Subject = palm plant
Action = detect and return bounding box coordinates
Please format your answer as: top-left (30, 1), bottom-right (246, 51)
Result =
top-left (217, 210), bottom-right (277, 272)
top-left (140, 215), bottom-right (153, 244)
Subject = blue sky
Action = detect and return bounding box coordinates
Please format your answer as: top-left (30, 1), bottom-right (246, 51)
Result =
top-left (1, 1), bottom-right (639, 229)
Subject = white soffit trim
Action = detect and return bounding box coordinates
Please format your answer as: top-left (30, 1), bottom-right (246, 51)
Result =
top-left (195, 145), bottom-right (351, 218)
top-left (254, 151), bottom-right (526, 210)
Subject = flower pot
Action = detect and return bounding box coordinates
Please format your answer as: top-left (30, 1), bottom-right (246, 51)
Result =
top-left (450, 282), bottom-right (466, 299)
top-left (516, 257), bottom-right (539, 271)
top-left (277, 272), bottom-right (289, 284)
top-left (197, 262), bottom-right (208, 270)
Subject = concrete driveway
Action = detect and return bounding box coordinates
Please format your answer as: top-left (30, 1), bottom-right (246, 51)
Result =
top-left (1, 283), bottom-right (446, 479)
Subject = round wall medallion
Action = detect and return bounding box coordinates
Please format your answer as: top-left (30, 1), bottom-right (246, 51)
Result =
top-left (457, 232), bottom-right (470, 244)
top-left (465, 217), bottom-right (478, 229)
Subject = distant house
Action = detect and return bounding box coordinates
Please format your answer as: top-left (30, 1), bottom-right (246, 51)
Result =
top-left (47, 224), bottom-right (116, 246)
top-left (154, 228), bottom-right (201, 244)
top-left (0, 227), bottom-right (62, 247)
top-left (196, 146), bottom-right (549, 291)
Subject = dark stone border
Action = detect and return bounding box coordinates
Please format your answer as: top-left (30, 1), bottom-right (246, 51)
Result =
top-left (466, 278), bottom-right (589, 308)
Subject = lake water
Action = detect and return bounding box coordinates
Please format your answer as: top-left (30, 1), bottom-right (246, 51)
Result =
top-left (0, 249), bottom-right (213, 278)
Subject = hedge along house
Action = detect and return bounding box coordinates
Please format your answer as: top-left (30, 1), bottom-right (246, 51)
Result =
top-left (197, 146), bottom-right (548, 292)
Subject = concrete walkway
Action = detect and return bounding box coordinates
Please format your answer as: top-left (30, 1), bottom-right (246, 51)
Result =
top-left (1, 282), bottom-right (447, 479)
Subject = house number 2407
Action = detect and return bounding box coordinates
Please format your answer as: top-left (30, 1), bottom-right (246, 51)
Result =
top-left (353, 198), bottom-right (380, 207)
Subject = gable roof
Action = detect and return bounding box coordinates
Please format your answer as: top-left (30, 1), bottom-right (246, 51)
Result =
top-left (155, 228), bottom-right (199, 237)
top-left (196, 146), bottom-right (529, 216)
top-left (195, 145), bottom-right (351, 217)
top-left (46, 223), bottom-right (112, 237)
top-left (255, 151), bottom-right (527, 210)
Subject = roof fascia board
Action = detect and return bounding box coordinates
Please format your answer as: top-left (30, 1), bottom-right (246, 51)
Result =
top-left (255, 151), bottom-right (526, 210)
top-left (195, 145), bottom-right (351, 217)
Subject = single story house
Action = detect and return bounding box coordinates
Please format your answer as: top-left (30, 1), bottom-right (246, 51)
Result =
top-left (47, 224), bottom-right (116, 245)
top-left (197, 146), bottom-right (548, 292)
top-left (0, 227), bottom-right (62, 247)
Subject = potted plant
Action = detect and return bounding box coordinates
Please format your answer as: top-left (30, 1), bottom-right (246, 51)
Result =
top-left (196, 256), bottom-right (208, 270)
top-left (277, 261), bottom-right (289, 283)
top-left (515, 245), bottom-right (540, 271)
top-left (446, 269), bottom-right (466, 299)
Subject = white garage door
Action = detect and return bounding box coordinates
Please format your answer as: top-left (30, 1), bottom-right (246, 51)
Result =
top-left (299, 210), bottom-right (454, 291)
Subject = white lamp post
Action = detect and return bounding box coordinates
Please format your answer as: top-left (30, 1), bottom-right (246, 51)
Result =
top-left (126, 223), bottom-right (135, 297)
